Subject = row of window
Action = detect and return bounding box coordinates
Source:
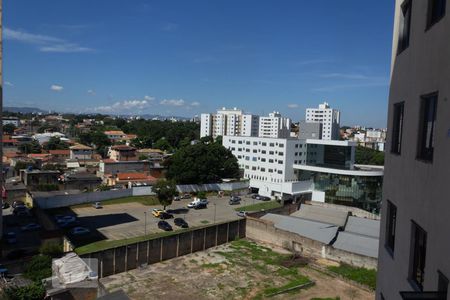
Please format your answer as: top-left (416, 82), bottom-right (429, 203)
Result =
top-left (391, 92), bottom-right (438, 162)
top-left (385, 201), bottom-right (448, 292)
top-left (398, 0), bottom-right (446, 54)
top-left (229, 139), bottom-right (285, 147)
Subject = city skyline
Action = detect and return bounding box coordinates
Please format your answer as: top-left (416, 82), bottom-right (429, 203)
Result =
top-left (4, 0), bottom-right (393, 128)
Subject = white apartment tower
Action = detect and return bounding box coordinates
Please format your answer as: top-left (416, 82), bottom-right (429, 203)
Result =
top-left (258, 111), bottom-right (291, 138)
top-left (305, 102), bottom-right (340, 140)
top-left (377, 1), bottom-right (450, 299)
top-left (201, 108), bottom-right (290, 139)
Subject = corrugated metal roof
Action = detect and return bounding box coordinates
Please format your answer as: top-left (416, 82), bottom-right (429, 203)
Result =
top-left (290, 204), bottom-right (349, 227)
top-left (333, 231), bottom-right (379, 258)
top-left (261, 213), bottom-right (339, 244)
top-left (345, 216), bottom-right (380, 238)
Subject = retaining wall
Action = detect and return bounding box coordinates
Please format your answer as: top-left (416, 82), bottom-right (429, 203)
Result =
top-left (79, 219), bottom-right (246, 278)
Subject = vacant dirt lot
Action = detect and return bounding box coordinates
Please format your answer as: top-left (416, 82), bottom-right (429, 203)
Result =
top-left (101, 240), bottom-right (374, 300)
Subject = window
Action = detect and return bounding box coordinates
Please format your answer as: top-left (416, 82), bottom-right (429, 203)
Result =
top-left (417, 93), bottom-right (438, 162)
top-left (427, 0), bottom-right (446, 28)
top-left (385, 201), bottom-right (397, 253)
top-left (398, 0), bottom-right (412, 54)
top-left (410, 221), bottom-right (427, 291)
top-left (269, 143), bottom-right (275, 147)
top-left (391, 102), bottom-right (404, 155)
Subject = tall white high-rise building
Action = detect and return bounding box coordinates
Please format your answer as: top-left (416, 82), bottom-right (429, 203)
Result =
top-left (305, 102), bottom-right (340, 140)
top-left (201, 108), bottom-right (291, 139)
top-left (200, 107), bottom-right (259, 139)
top-left (258, 111), bottom-right (291, 138)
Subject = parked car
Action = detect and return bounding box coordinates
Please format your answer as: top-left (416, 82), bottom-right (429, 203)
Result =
top-left (251, 194), bottom-right (259, 199)
top-left (59, 220), bottom-right (80, 228)
top-left (229, 196), bottom-right (241, 205)
top-left (21, 223), bottom-right (41, 231)
top-left (188, 198), bottom-right (209, 208)
top-left (56, 215), bottom-right (76, 224)
top-left (181, 193), bottom-right (191, 199)
top-left (158, 221), bottom-right (172, 231)
top-left (93, 202), bottom-right (103, 209)
top-left (255, 195), bottom-right (270, 201)
top-left (236, 211), bottom-right (248, 218)
top-left (71, 227), bottom-right (90, 235)
top-left (12, 201), bottom-right (25, 209)
top-left (173, 196), bottom-right (181, 201)
top-left (13, 207), bottom-right (31, 216)
top-left (3, 232), bottom-right (17, 244)
top-left (152, 209), bottom-right (165, 218)
top-left (174, 218), bottom-right (189, 228)
top-left (2, 202), bottom-right (10, 209)
top-left (194, 203), bottom-right (207, 210)
top-left (159, 212), bottom-right (174, 220)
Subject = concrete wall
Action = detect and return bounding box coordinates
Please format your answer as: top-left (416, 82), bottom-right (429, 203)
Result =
top-left (176, 181), bottom-right (249, 193)
top-left (246, 216), bottom-right (377, 269)
top-left (79, 219), bottom-right (246, 278)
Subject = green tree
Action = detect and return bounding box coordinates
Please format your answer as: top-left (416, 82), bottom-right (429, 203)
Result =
top-left (355, 146), bottom-right (384, 166)
top-left (43, 137), bottom-right (69, 150)
top-left (5, 282), bottom-right (45, 300)
top-left (14, 161), bottom-right (38, 172)
top-left (24, 255), bottom-right (52, 282)
top-left (154, 137), bottom-right (172, 152)
top-left (3, 123), bottom-right (16, 135)
top-left (153, 179), bottom-right (177, 210)
top-left (166, 142), bottom-right (240, 184)
top-left (18, 140), bottom-right (42, 154)
top-left (78, 131), bottom-right (111, 157)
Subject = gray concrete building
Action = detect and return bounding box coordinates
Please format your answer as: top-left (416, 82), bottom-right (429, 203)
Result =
top-left (376, 1), bottom-right (450, 299)
top-left (298, 121), bottom-right (322, 140)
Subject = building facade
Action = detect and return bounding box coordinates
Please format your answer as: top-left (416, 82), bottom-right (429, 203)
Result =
top-left (258, 111), bottom-right (291, 138)
top-left (377, 1), bottom-right (450, 299)
top-left (305, 102), bottom-right (340, 140)
top-left (223, 136), bottom-right (383, 212)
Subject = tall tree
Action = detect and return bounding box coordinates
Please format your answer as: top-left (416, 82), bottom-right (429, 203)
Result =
top-left (153, 179), bottom-right (177, 210)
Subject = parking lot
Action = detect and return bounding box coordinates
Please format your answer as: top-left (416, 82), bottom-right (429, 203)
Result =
top-left (48, 194), bottom-right (267, 247)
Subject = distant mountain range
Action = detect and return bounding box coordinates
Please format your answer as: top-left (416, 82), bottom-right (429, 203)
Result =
top-left (3, 106), bottom-right (195, 121)
top-left (4, 106), bottom-right (48, 114)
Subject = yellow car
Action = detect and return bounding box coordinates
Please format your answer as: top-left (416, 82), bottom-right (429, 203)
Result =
top-left (152, 209), bottom-right (165, 218)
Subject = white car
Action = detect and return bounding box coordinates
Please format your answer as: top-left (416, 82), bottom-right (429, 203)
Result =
top-left (93, 202), bottom-right (103, 209)
top-left (71, 227), bottom-right (90, 235)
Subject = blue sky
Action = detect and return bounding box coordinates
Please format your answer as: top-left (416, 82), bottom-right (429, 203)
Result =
top-left (4, 0), bottom-right (394, 127)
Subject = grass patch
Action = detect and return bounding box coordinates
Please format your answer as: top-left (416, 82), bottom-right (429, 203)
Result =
top-left (71, 195), bottom-right (159, 208)
top-left (262, 276), bottom-right (311, 296)
top-left (234, 201), bottom-right (282, 212)
top-left (327, 264), bottom-right (377, 290)
top-left (200, 220), bottom-right (209, 224)
top-left (75, 229), bottom-right (183, 255)
top-left (201, 263), bottom-right (222, 269)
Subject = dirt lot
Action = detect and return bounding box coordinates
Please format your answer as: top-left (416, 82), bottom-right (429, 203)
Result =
top-left (101, 240), bottom-right (375, 300)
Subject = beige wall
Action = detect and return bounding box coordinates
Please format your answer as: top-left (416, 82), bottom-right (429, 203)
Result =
top-left (377, 1), bottom-right (450, 299)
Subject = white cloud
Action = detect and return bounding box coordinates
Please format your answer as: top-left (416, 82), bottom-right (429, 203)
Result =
top-left (4, 27), bottom-right (93, 53)
top-left (94, 97), bottom-right (153, 113)
top-left (50, 84), bottom-right (64, 91)
top-left (287, 104), bottom-right (299, 108)
top-left (4, 81), bottom-right (13, 86)
top-left (87, 89), bottom-right (96, 95)
top-left (160, 99), bottom-right (185, 106)
top-left (144, 95), bottom-right (155, 101)
top-left (190, 101), bottom-right (200, 106)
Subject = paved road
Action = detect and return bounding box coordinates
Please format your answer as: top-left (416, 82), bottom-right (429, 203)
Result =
top-left (71, 195), bottom-right (261, 241)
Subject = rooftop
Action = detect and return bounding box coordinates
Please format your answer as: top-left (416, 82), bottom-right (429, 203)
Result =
top-left (70, 143), bottom-right (93, 150)
top-left (290, 204), bottom-right (349, 227)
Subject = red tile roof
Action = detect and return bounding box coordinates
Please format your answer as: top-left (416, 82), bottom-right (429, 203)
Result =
top-left (116, 173), bottom-right (156, 181)
top-left (48, 150), bottom-right (70, 155)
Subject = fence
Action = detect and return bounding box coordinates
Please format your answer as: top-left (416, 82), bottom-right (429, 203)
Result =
top-left (79, 219), bottom-right (246, 278)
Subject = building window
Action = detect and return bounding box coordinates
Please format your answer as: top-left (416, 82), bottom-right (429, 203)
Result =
top-left (398, 0), bottom-right (412, 54)
top-left (427, 0), bottom-right (446, 28)
top-left (385, 201), bottom-right (397, 254)
top-left (417, 93), bottom-right (438, 162)
top-left (409, 221), bottom-right (427, 291)
top-left (391, 102), bottom-right (404, 154)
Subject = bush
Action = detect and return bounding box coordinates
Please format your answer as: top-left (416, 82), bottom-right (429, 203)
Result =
top-left (197, 191), bottom-right (207, 199)
top-left (5, 282), bottom-right (45, 300)
top-left (39, 241), bottom-right (63, 258)
top-left (24, 255), bottom-right (52, 282)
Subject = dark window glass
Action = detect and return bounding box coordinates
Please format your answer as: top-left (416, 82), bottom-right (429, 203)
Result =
top-left (398, 0), bottom-right (412, 54)
top-left (410, 221), bottom-right (427, 291)
top-left (386, 201), bottom-right (397, 253)
top-left (428, 0), bottom-right (446, 28)
top-left (417, 93), bottom-right (438, 162)
top-left (391, 102), bottom-right (404, 154)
